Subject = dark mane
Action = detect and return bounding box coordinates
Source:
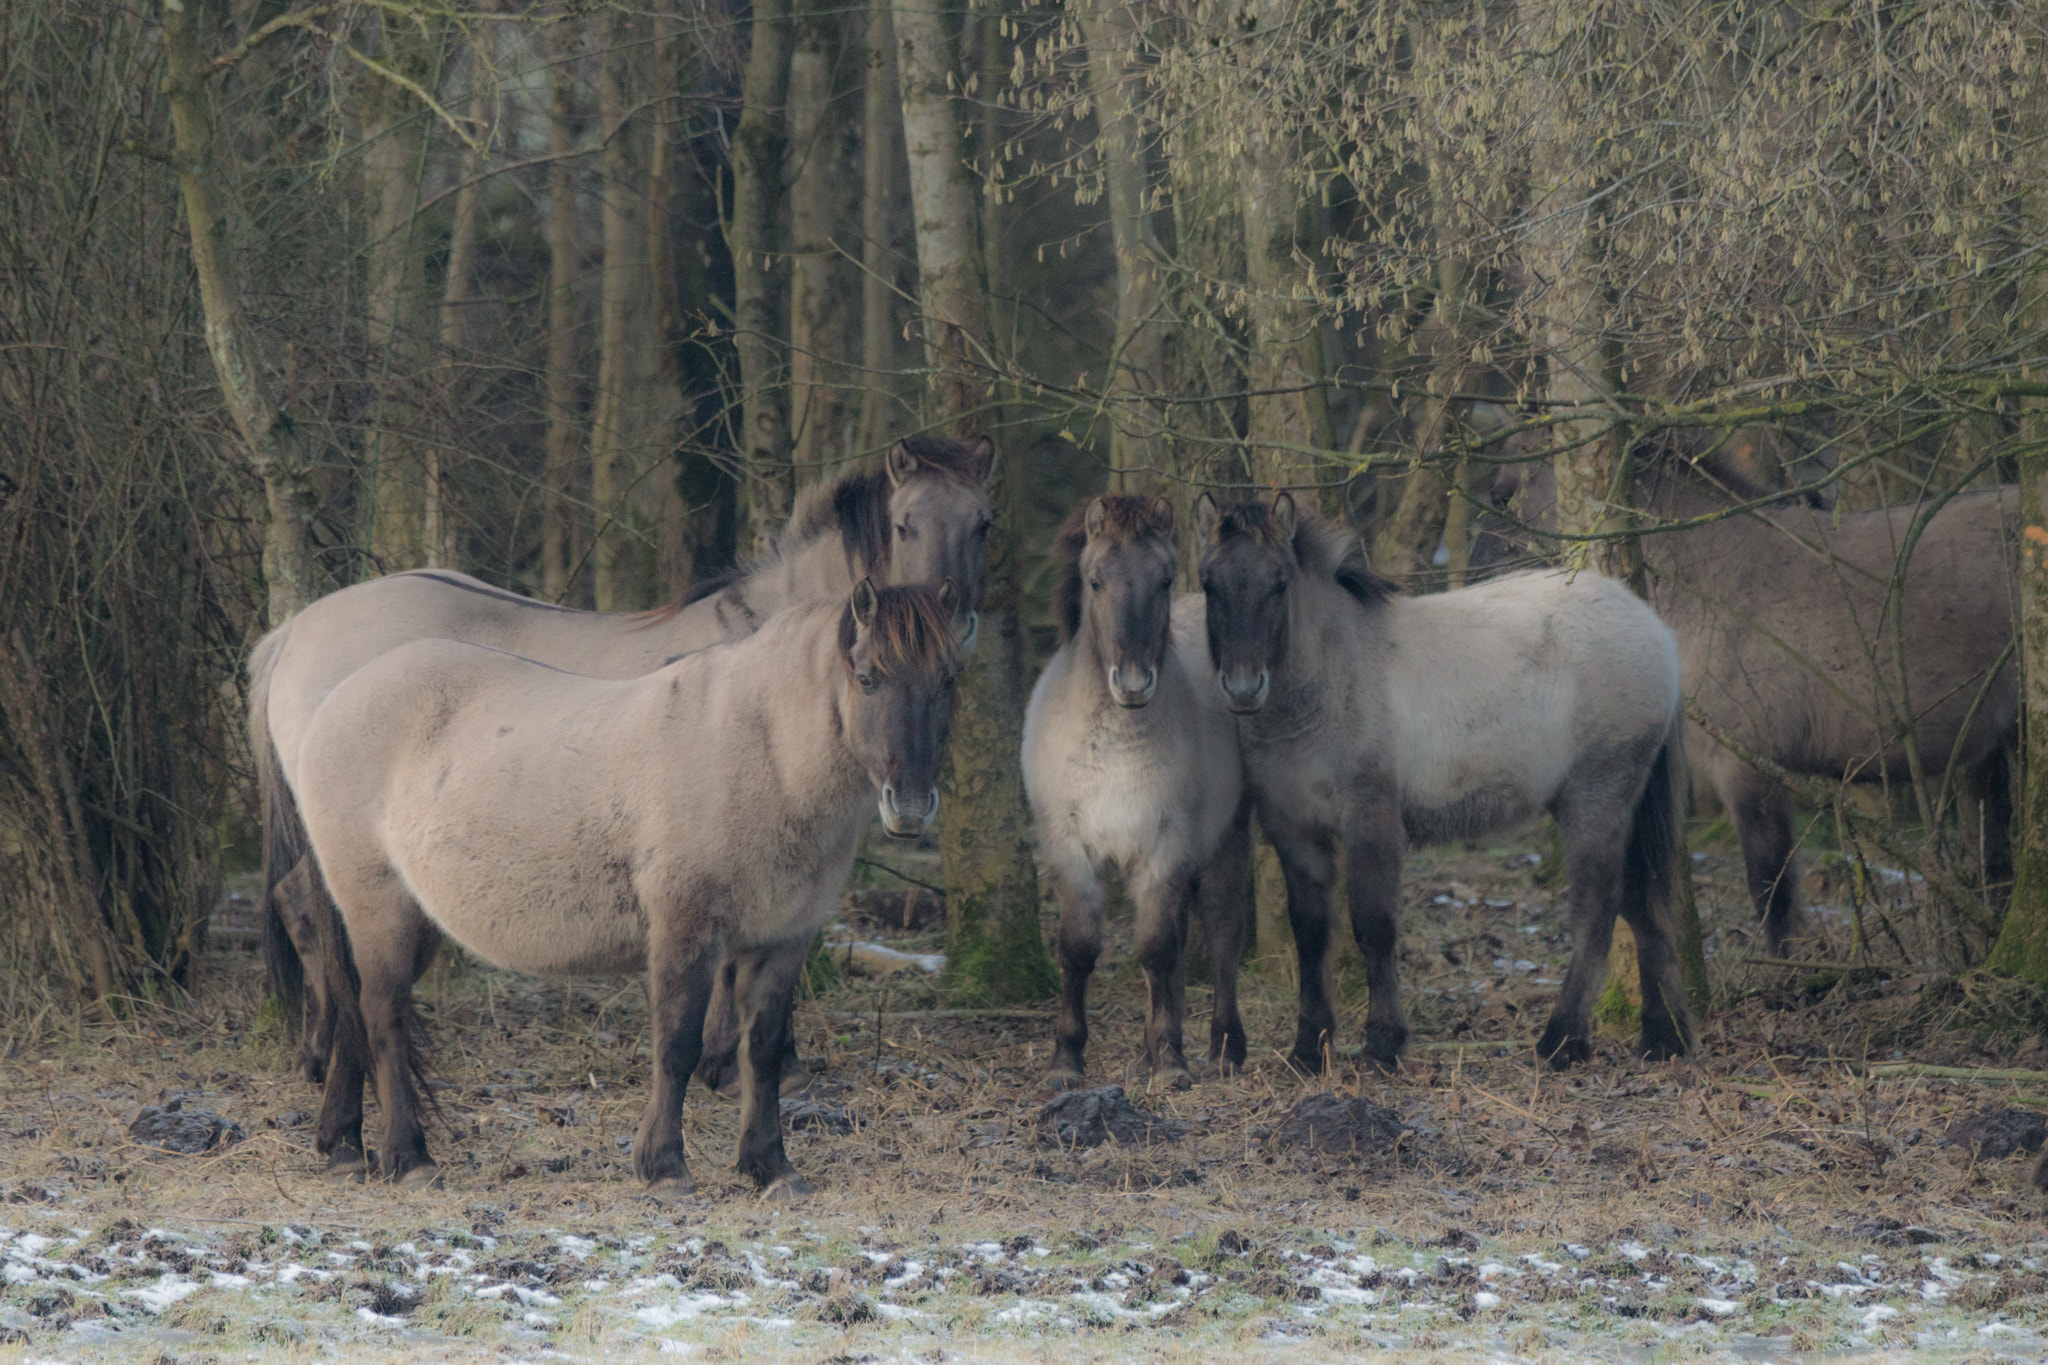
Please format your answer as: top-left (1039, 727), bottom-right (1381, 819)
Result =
top-left (836, 584), bottom-right (961, 677)
top-left (1052, 494), bottom-right (1176, 642)
top-left (1212, 498), bottom-right (1400, 608)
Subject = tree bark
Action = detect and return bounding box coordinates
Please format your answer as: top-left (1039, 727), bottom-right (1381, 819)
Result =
top-left (857, 0), bottom-right (904, 460)
top-left (160, 0), bottom-right (322, 623)
top-left (590, 10), bottom-right (651, 611)
top-left (1082, 0), bottom-right (1166, 489)
top-left (357, 12), bottom-right (439, 573)
top-left (543, 15), bottom-right (583, 604)
top-left (788, 0), bottom-right (856, 477)
top-left (434, 13), bottom-right (494, 572)
top-left (731, 0), bottom-right (794, 552)
top-left (894, 0), bottom-right (1055, 1002)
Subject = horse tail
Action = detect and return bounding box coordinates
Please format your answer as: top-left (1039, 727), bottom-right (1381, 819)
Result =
top-left (1625, 711), bottom-right (1695, 1054)
top-left (249, 625), bottom-right (308, 1035)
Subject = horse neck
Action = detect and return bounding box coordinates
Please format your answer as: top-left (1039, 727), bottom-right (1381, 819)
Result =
top-left (1273, 569), bottom-right (1353, 709)
top-left (735, 611), bottom-right (872, 820)
top-left (758, 528), bottom-right (865, 614)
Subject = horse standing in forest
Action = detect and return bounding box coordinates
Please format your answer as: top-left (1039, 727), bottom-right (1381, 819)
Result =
top-left (1022, 495), bottom-right (1251, 1093)
top-left (1491, 454), bottom-right (2023, 955)
top-left (1195, 492), bottom-right (1692, 1071)
top-left (294, 581), bottom-right (964, 1192)
top-left (250, 435), bottom-right (994, 1087)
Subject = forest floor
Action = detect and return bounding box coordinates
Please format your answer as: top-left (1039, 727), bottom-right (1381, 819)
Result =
top-left (4, 823), bottom-right (2048, 1364)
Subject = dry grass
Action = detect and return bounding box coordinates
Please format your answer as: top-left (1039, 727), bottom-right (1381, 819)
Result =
top-left (2, 829), bottom-right (2047, 1363)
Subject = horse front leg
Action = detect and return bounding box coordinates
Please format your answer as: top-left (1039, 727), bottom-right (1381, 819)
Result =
top-left (731, 938), bottom-right (811, 1196)
top-left (1267, 820), bottom-right (1339, 1074)
top-left (1046, 862), bottom-right (1105, 1091)
top-left (634, 935), bottom-right (718, 1197)
top-left (1346, 805), bottom-right (1407, 1071)
top-left (691, 957), bottom-right (742, 1096)
top-left (1131, 864), bottom-right (1196, 1092)
top-left (1195, 802), bottom-right (1252, 1075)
top-left (1722, 768), bottom-right (1801, 955)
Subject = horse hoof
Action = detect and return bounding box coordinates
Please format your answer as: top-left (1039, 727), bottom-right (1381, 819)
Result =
top-left (1042, 1069), bottom-right (1085, 1094)
top-left (762, 1174), bottom-right (812, 1201)
top-left (645, 1175), bottom-right (697, 1202)
top-left (1287, 1050), bottom-right (1326, 1077)
top-left (324, 1156), bottom-right (368, 1184)
top-left (779, 1062), bottom-right (815, 1097)
top-left (397, 1164), bottom-right (444, 1191)
top-left (1537, 1026), bottom-right (1591, 1070)
top-left (1151, 1068), bottom-right (1193, 1093)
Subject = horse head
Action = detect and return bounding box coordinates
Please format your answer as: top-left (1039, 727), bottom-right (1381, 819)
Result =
top-left (1194, 491), bottom-right (1301, 713)
top-left (1059, 494), bottom-right (1177, 707)
top-left (882, 435), bottom-right (995, 655)
top-left (839, 578), bottom-right (967, 837)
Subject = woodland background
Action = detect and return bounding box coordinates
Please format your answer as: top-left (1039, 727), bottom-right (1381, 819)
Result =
top-left (9, 0), bottom-right (2048, 1018)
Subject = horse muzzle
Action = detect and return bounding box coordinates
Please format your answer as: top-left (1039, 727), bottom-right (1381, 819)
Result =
top-left (1219, 667), bottom-right (1269, 713)
top-left (879, 782), bottom-right (939, 838)
top-left (1107, 662), bottom-right (1159, 709)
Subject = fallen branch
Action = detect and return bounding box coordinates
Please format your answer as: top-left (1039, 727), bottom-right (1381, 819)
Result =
top-left (1741, 956), bottom-right (1893, 973)
top-left (814, 1008), bottom-right (1046, 1022)
top-left (1863, 1063), bottom-right (2048, 1084)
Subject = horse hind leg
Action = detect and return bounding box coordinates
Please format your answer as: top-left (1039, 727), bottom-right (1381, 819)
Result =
top-left (1538, 801), bottom-right (1628, 1070)
top-left (1046, 864), bottom-right (1105, 1092)
top-left (327, 873), bottom-right (441, 1187)
top-left (1195, 805), bottom-right (1252, 1075)
top-left (1131, 865), bottom-right (1196, 1092)
top-left (271, 858), bottom-right (333, 1086)
top-left (692, 957), bottom-right (743, 1097)
top-left (731, 938), bottom-right (813, 1196)
top-left (634, 935), bottom-right (718, 1197)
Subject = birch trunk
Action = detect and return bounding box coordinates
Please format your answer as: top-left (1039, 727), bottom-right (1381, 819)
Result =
top-left (788, 2), bottom-right (856, 476)
top-left (857, 0), bottom-right (904, 459)
top-left (543, 15), bottom-right (584, 603)
top-left (1082, 0), bottom-right (1165, 489)
top-left (732, 0), bottom-right (794, 551)
top-left (358, 15), bottom-right (438, 572)
top-left (894, 0), bottom-right (1055, 1001)
top-left (160, 0), bottom-right (322, 623)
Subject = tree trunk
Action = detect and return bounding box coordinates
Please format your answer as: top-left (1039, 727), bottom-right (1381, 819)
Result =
top-left (788, 0), bottom-right (856, 477)
top-left (857, 0), bottom-right (904, 460)
top-left (1373, 255), bottom-right (1471, 582)
top-left (357, 14), bottom-right (439, 573)
top-left (434, 15), bottom-right (494, 572)
top-left (590, 11), bottom-right (651, 611)
top-left (732, 0), bottom-right (794, 552)
top-left (1520, 0), bottom-right (1706, 1019)
top-left (647, 8), bottom-right (694, 602)
top-left (543, 16), bottom-right (583, 604)
top-left (1082, 0), bottom-right (1166, 489)
top-left (1237, 0), bottom-right (1334, 505)
top-left (894, 0), bottom-right (1055, 1002)
top-left (160, 0), bottom-right (322, 623)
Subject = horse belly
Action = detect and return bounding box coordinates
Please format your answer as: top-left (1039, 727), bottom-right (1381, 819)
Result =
top-left (1073, 746), bottom-right (1187, 872)
top-left (394, 837), bottom-right (651, 979)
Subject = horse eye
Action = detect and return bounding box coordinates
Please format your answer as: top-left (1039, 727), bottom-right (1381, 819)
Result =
top-left (1088, 577), bottom-right (1102, 591)
top-left (857, 673), bottom-right (879, 694)
top-left (895, 521), bottom-right (913, 539)
top-left (942, 673), bottom-right (956, 692)
top-left (975, 519), bottom-right (992, 537)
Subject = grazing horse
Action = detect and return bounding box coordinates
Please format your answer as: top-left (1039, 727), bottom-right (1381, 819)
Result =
top-left (251, 435), bottom-right (993, 1085)
top-left (295, 581), bottom-right (964, 1194)
top-left (1493, 457), bottom-right (2023, 954)
top-left (1021, 495), bottom-right (1251, 1093)
top-left (1194, 492), bottom-right (1692, 1071)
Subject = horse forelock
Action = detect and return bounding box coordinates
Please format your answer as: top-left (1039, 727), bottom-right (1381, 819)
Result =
top-left (837, 585), bottom-right (960, 678)
top-left (1052, 494), bottom-right (1175, 641)
top-left (1212, 498), bottom-right (1399, 607)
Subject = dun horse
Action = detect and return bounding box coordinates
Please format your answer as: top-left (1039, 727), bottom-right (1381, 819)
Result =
top-left (1022, 495), bottom-right (1250, 1092)
top-left (1195, 493), bottom-right (1692, 1071)
top-left (1495, 455), bottom-right (2022, 954)
top-left (251, 435), bottom-right (993, 1084)
top-left (295, 581), bottom-right (964, 1193)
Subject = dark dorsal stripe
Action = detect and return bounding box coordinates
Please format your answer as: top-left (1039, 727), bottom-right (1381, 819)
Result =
top-left (404, 571), bottom-right (580, 613)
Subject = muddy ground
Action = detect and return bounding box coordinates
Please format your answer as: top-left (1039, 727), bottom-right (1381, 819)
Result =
top-left (4, 825), bottom-right (2048, 1364)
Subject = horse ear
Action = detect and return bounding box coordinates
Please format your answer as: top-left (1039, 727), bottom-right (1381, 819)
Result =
top-left (1148, 496), bottom-right (1174, 535)
top-left (1084, 497), bottom-right (1107, 540)
top-left (937, 577), bottom-right (960, 618)
top-left (1193, 492), bottom-right (1221, 547)
top-left (885, 440), bottom-right (918, 488)
top-left (969, 435), bottom-right (997, 487)
top-left (851, 577), bottom-right (880, 629)
top-left (1271, 491), bottom-right (1298, 541)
